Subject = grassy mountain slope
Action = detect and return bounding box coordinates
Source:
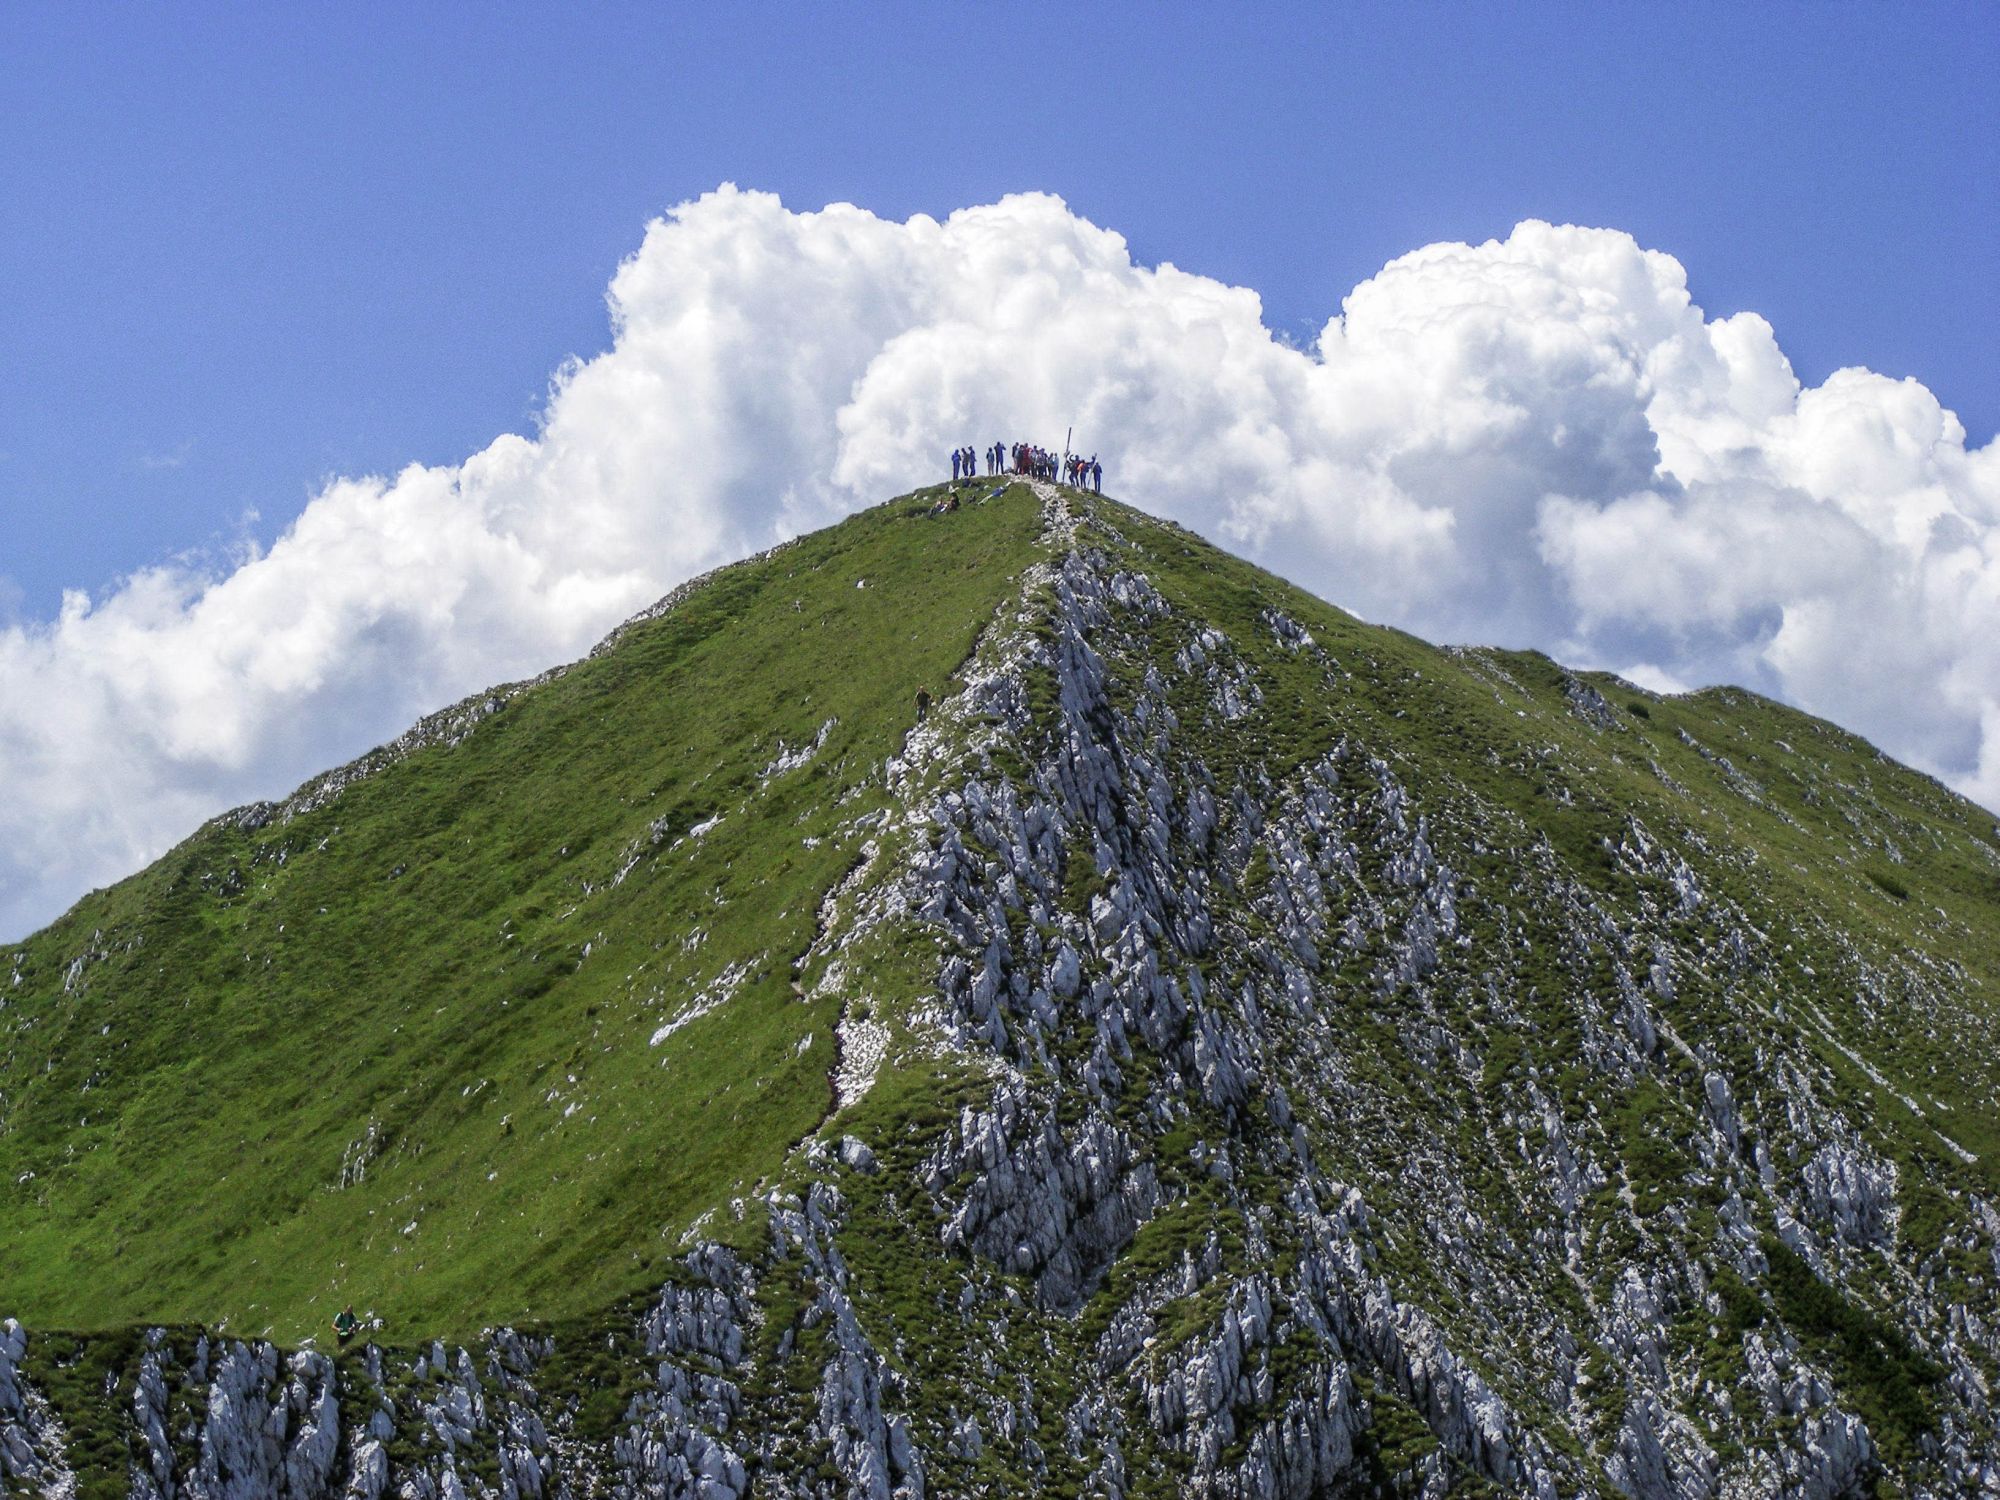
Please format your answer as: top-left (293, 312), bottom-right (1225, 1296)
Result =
top-left (1, 487), bottom-right (1041, 1338)
top-left (4, 479), bottom-right (1998, 1498)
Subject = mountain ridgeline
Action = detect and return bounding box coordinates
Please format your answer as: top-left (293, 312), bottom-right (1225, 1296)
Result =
top-left (3, 481), bottom-right (1998, 1499)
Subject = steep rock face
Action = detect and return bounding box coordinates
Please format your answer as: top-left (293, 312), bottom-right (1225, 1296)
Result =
top-left (1, 1319), bottom-right (73, 1497)
top-left (5, 482), bottom-right (2000, 1497)
top-left (896, 527), bottom-right (1545, 1494)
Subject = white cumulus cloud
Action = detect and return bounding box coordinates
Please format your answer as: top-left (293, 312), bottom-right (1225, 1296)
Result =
top-left (4, 187), bottom-right (1996, 938)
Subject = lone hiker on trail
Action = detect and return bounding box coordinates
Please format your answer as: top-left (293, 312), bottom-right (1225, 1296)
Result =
top-left (915, 687), bottom-right (932, 722)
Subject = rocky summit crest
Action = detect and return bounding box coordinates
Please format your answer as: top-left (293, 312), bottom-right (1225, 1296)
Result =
top-left (3, 480), bottom-right (1998, 1498)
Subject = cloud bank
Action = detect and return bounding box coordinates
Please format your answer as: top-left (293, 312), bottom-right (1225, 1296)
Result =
top-left (5, 188), bottom-right (1996, 937)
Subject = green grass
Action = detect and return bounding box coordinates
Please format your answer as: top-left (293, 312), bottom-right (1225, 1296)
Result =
top-left (0, 484), bottom-right (1043, 1341)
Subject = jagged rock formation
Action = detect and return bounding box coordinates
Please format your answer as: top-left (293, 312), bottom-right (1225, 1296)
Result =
top-left (4, 480), bottom-right (1999, 1497)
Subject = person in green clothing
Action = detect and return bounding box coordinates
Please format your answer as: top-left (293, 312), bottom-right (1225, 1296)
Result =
top-left (333, 1306), bottom-right (359, 1342)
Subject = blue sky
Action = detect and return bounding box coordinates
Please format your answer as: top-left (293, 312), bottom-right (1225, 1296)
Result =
top-left (4, 2), bottom-right (1994, 617)
top-left (4, 2), bottom-right (2000, 938)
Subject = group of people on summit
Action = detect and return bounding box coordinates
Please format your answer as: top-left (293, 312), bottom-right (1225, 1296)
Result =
top-left (1061, 453), bottom-right (1101, 491)
top-left (949, 442), bottom-right (1102, 492)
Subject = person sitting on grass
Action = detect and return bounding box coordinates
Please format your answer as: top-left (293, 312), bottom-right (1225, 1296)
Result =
top-left (333, 1306), bottom-right (360, 1342)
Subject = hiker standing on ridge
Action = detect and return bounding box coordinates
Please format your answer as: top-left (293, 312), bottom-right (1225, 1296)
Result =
top-left (950, 447), bottom-right (961, 482)
top-left (1091, 456), bottom-right (1102, 493)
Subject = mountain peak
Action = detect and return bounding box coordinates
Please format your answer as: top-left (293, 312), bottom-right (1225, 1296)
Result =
top-left (4, 478), bottom-right (1997, 1497)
